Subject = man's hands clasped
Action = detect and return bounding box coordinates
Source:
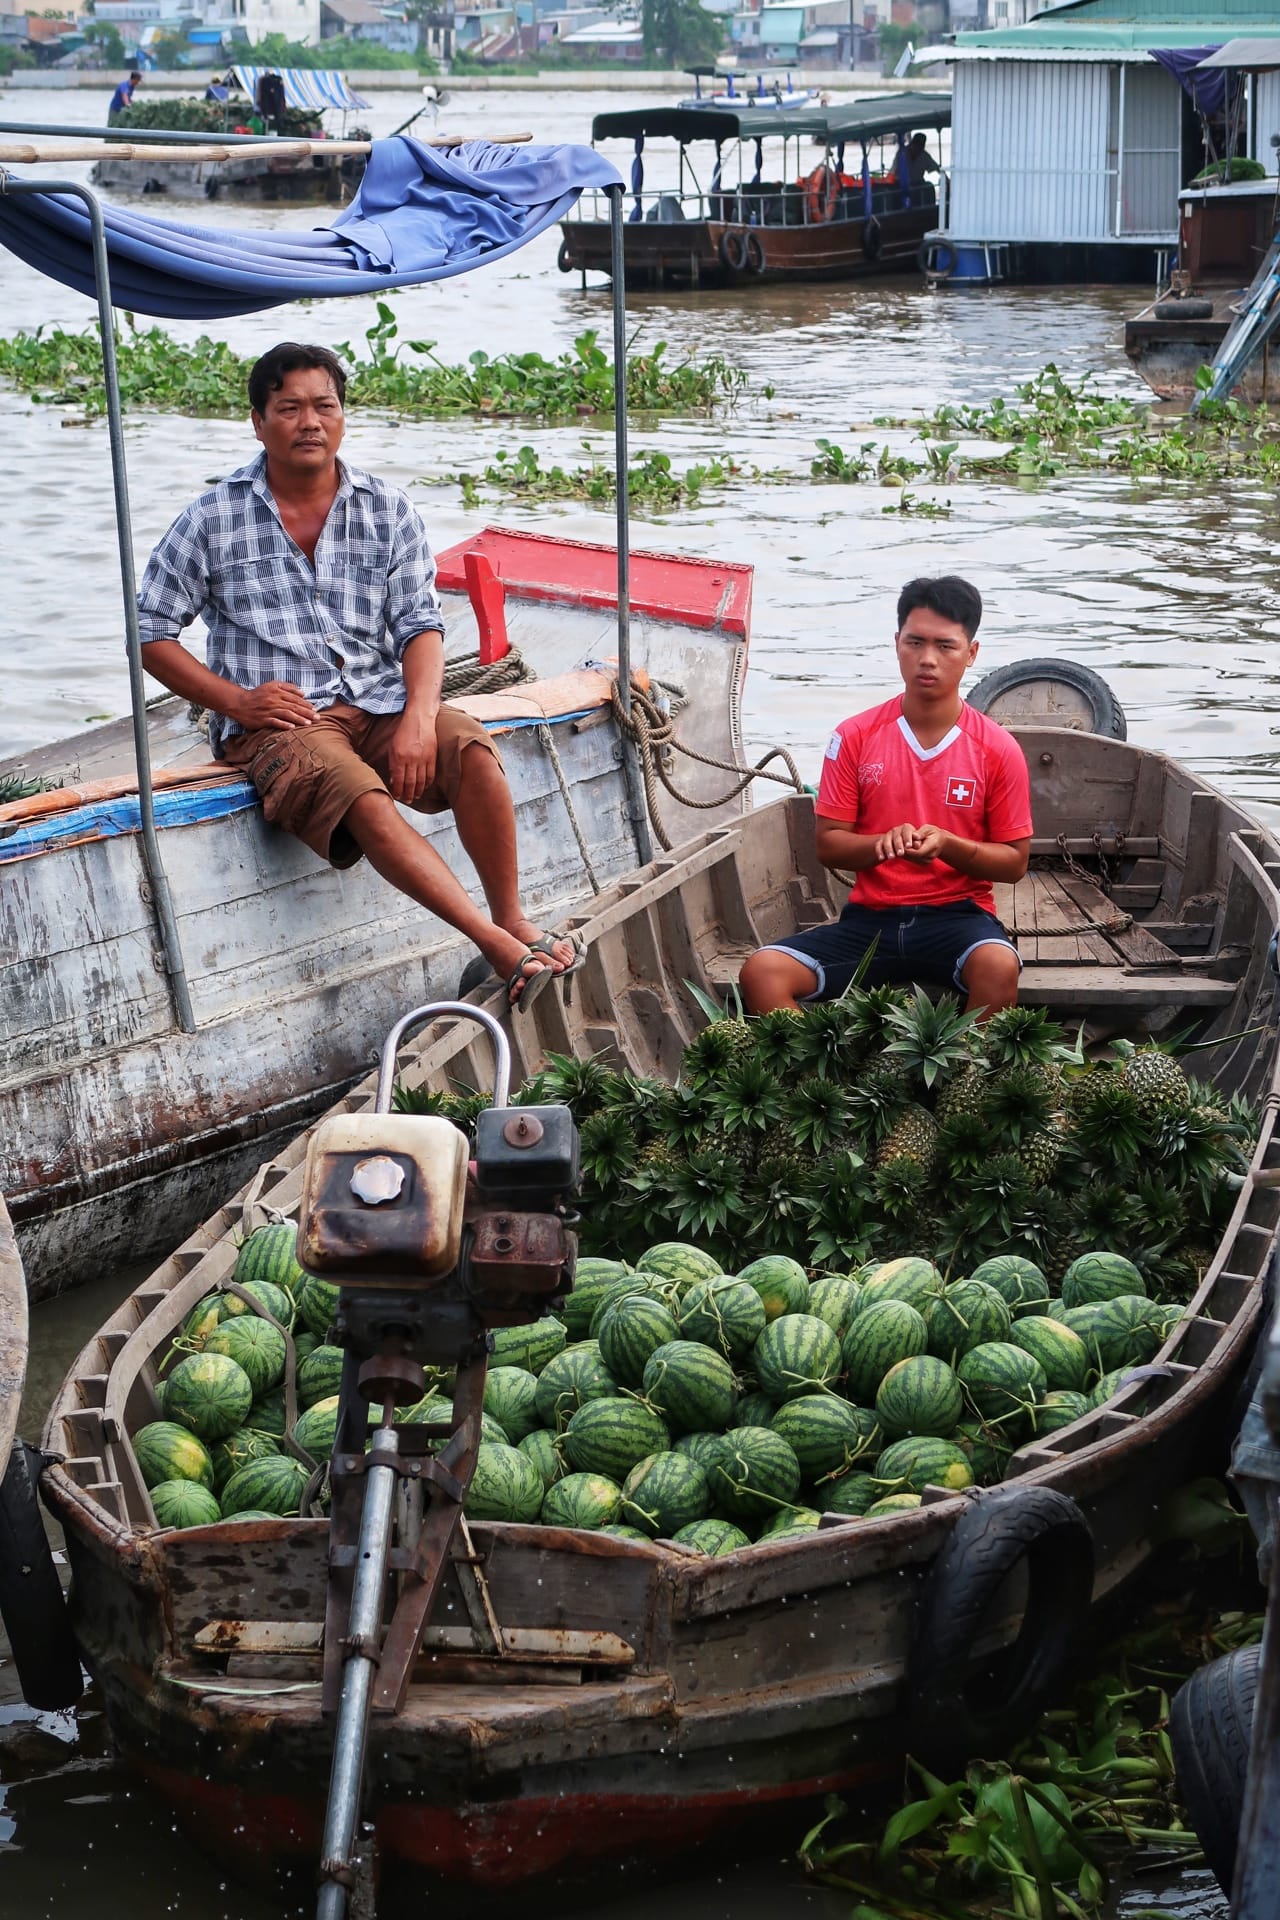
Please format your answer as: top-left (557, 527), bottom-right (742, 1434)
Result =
top-left (873, 822), bottom-right (955, 865)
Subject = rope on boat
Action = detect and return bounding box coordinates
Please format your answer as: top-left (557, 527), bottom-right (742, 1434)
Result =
top-left (441, 646), bottom-right (536, 701)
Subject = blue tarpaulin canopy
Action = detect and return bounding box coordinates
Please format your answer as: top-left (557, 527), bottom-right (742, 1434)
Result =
top-left (1151, 46), bottom-right (1228, 118)
top-left (0, 135), bottom-right (622, 319)
top-left (231, 65), bottom-right (371, 113)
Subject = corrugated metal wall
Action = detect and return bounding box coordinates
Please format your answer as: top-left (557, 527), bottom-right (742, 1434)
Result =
top-left (1115, 63), bottom-right (1181, 235)
top-left (949, 61), bottom-right (1112, 240)
top-left (1254, 72), bottom-right (1280, 160)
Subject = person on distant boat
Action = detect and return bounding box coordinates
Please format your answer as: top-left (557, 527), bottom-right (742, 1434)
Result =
top-left (134, 341), bottom-right (584, 1011)
top-left (107, 71), bottom-right (142, 124)
top-left (905, 131), bottom-right (939, 188)
top-left (738, 576), bottom-right (1031, 1017)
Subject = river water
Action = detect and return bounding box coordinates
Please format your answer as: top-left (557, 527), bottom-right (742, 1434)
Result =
top-left (0, 74), bottom-right (1259, 1920)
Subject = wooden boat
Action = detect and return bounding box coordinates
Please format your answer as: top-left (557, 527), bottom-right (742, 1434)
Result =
top-left (0, 528), bottom-right (753, 1301)
top-left (0, 1195), bottom-right (26, 1485)
top-left (41, 725), bottom-right (1280, 1890)
top-left (557, 93), bottom-right (950, 290)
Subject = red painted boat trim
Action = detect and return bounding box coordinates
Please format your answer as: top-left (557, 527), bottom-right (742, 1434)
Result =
top-left (436, 527), bottom-right (754, 639)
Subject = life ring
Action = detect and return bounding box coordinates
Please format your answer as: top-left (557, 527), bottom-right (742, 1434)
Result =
top-left (918, 237), bottom-right (956, 280)
top-left (743, 231), bottom-right (766, 275)
top-left (905, 1485), bottom-right (1093, 1766)
top-left (805, 164), bottom-right (839, 225)
top-left (863, 215), bottom-right (883, 263)
top-left (719, 228), bottom-right (749, 272)
top-left (557, 238), bottom-right (573, 275)
top-left (0, 1442), bottom-right (83, 1710)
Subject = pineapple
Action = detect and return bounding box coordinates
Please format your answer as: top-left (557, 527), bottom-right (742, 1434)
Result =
top-left (668, 1148), bottom-right (745, 1239)
top-left (847, 1057), bottom-right (912, 1144)
top-left (578, 1110), bottom-right (638, 1191)
top-left (680, 1018), bottom-right (752, 1088)
top-left (649, 1086), bottom-right (711, 1156)
top-left (790, 1001), bottom-right (871, 1077)
top-left (874, 1103), bottom-right (939, 1175)
top-left (882, 987), bottom-right (983, 1094)
top-left (935, 1063), bottom-right (989, 1123)
top-left (980, 1004), bottom-right (1067, 1071)
top-left (936, 1111), bottom-right (997, 1179)
top-left (784, 1076), bottom-right (855, 1154)
top-left (706, 1057), bottom-right (786, 1137)
top-left (1065, 1077), bottom-right (1147, 1171)
top-left (749, 1008), bottom-right (808, 1075)
top-left (1121, 1048), bottom-right (1190, 1117)
top-left (1019, 1127), bottom-right (1063, 1189)
top-left (981, 1065), bottom-right (1058, 1147)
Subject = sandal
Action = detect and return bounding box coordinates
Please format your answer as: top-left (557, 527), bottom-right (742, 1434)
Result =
top-left (526, 928), bottom-right (588, 976)
top-left (504, 950), bottom-right (559, 1015)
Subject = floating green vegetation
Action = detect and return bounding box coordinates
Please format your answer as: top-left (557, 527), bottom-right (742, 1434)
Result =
top-left (801, 1593), bottom-right (1261, 1919)
top-left (0, 302), bottom-right (749, 421)
top-left (448, 443), bottom-right (787, 512)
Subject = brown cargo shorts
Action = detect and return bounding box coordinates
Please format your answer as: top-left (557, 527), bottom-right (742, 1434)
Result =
top-left (222, 701), bottom-right (503, 869)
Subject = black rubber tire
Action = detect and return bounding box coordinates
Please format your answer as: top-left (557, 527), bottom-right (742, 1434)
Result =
top-left (719, 228), bottom-right (749, 273)
top-left (905, 1485), bottom-right (1093, 1766)
top-left (1154, 297), bottom-right (1215, 320)
top-left (918, 237), bottom-right (956, 280)
top-left (0, 1442), bottom-right (83, 1710)
top-left (743, 231), bottom-right (766, 275)
top-left (1170, 1643), bottom-right (1259, 1896)
top-left (203, 177), bottom-right (219, 201)
top-left (863, 215), bottom-right (883, 263)
top-left (557, 238), bottom-right (573, 275)
top-left (967, 657), bottom-right (1128, 740)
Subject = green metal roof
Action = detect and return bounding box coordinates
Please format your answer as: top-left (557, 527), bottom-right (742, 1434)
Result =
top-left (592, 90), bottom-right (950, 145)
top-left (956, 0), bottom-right (1280, 52)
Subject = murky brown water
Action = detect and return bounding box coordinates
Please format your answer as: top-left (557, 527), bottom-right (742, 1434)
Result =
top-left (0, 75), bottom-right (1256, 1919)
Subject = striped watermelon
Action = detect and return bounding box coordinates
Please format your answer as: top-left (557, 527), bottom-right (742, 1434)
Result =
top-left (672, 1518), bottom-right (751, 1555)
top-left (875, 1356), bottom-right (963, 1440)
top-left (678, 1277), bottom-right (767, 1361)
top-left (756, 1506), bottom-right (823, 1543)
top-left (769, 1396), bottom-right (880, 1477)
top-left (737, 1255), bottom-right (810, 1322)
top-left (1059, 1301), bottom-right (1140, 1374)
top-left (163, 1353), bottom-right (254, 1443)
top-left (490, 1316), bottom-right (567, 1377)
top-left (753, 1314), bottom-right (842, 1404)
top-left (1034, 1389), bottom-right (1092, 1436)
top-left (875, 1436), bottom-right (973, 1494)
top-left (151, 1480), bottom-right (223, 1529)
top-left (588, 1276), bottom-right (658, 1336)
top-left (1007, 1316), bottom-right (1091, 1392)
top-left (465, 1443), bottom-right (545, 1522)
top-left (533, 1343), bottom-right (618, 1430)
top-left (563, 1258), bottom-right (633, 1339)
top-left (203, 1317), bottom-right (287, 1399)
top-left (954, 1420), bottom-right (1012, 1486)
top-left (637, 1243), bottom-right (722, 1288)
top-left (841, 1300), bottom-right (929, 1405)
top-left (925, 1280), bottom-right (1012, 1363)
top-left (865, 1493), bottom-right (922, 1518)
top-left (563, 1398), bottom-right (671, 1480)
top-left (182, 1293), bottom-right (225, 1347)
top-left (818, 1470), bottom-right (880, 1516)
top-left (297, 1345), bottom-right (345, 1409)
top-left (1110, 1297), bottom-right (1168, 1365)
top-left (221, 1454), bottom-right (311, 1518)
top-left (483, 1367), bottom-right (541, 1445)
top-left (211, 1428), bottom-right (281, 1495)
top-left (223, 1509), bottom-right (282, 1524)
top-left (293, 1395), bottom-right (342, 1457)
top-left (294, 1332), bottom-right (321, 1363)
top-left (597, 1294), bottom-right (681, 1386)
top-left (601, 1524), bottom-right (651, 1543)
top-left (621, 1453), bottom-right (710, 1537)
top-left (709, 1426), bottom-right (801, 1519)
top-left (1091, 1367), bottom-right (1142, 1409)
top-left (642, 1341), bottom-right (738, 1432)
top-left (220, 1278), bottom-right (294, 1331)
top-left (1061, 1252), bottom-right (1146, 1309)
top-left (807, 1274), bottom-right (863, 1339)
top-left (859, 1258), bottom-right (945, 1316)
top-left (732, 1390), bottom-right (777, 1430)
top-left (134, 1421), bottom-right (216, 1492)
top-left (248, 1388), bottom-right (287, 1438)
top-left (234, 1222), bottom-right (306, 1297)
top-left (541, 1471), bottom-right (622, 1530)
top-left (297, 1275), bottom-right (341, 1340)
top-left (957, 1342), bottom-right (1047, 1432)
top-left (967, 1256), bottom-right (1051, 1315)
top-left (517, 1428), bottom-right (565, 1490)
top-left (673, 1431), bottom-right (726, 1475)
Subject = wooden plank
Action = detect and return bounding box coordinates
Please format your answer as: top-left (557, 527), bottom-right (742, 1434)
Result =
top-left (1028, 873), bottom-right (1115, 965)
top-left (1019, 967), bottom-right (1236, 1009)
top-left (192, 1619), bottom-right (635, 1666)
top-left (1052, 870), bottom-right (1179, 969)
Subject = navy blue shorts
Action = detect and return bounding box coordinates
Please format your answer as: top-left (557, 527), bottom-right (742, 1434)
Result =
top-left (762, 899), bottom-right (1021, 1001)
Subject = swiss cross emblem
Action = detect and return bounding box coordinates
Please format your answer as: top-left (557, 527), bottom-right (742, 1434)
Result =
top-left (946, 777), bottom-right (975, 807)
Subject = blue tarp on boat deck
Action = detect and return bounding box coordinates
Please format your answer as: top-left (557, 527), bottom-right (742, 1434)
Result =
top-left (0, 135), bottom-right (623, 319)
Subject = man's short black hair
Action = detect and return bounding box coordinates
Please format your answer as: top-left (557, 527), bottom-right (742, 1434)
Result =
top-left (248, 342), bottom-right (348, 416)
top-left (897, 575), bottom-right (983, 639)
top-left (129, 70), bottom-right (142, 81)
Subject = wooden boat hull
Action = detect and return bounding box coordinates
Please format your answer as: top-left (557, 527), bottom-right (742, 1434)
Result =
top-left (1123, 291), bottom-right (1279, 404)
top-left (558, 205), bottom-right (934, 288)
top-left (0, 1196), bottom-right (26, 1481)
top-left (42, 732), bottom-right (1280, 1888)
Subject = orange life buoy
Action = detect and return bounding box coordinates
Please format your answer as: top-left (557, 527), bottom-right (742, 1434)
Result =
top-left (805, 164), bottom-right (840, 225)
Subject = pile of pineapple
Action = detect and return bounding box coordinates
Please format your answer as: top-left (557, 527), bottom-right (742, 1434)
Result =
top-left (494, 993), bottom-right (1257, 1296)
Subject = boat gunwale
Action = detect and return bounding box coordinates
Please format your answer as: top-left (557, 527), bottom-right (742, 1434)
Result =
top-left (0, 1194), bottom-right (27, 1476)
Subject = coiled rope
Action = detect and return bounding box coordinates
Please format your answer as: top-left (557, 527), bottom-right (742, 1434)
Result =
top-left (441, 645), bottom-right (536, 700)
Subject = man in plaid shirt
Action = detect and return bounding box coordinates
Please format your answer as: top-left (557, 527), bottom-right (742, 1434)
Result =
top-left (136, 340), bottom-right (581, 1007)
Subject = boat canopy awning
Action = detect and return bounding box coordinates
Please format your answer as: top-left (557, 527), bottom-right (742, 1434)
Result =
top-left (1198, 38), bottom-right (1280, 71)
top-left (230, 65), bottom-right (371, 112)
top-left (0, 134), bottom-right (622, 319)
top-left (592, 90), bottom-right (950, 145)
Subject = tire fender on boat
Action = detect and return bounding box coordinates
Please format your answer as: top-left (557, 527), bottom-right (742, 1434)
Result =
top-left (0, 1441), bottom-right (83, 1710)
top-left (863, 215), bottom-right (882, 263)
top-left (719, 228), bottom-right (749, 272)
top-left (918, 238), bottom-right (956, 280)
top-left (743, 231), bottom-right (766, 275)
top-left (967, 657), bottom-right (1127, 739)
top-left (905, 1484), bottom-right (1093, 1764)
top-left (1169, 1643), bottom-right (1259, 1896)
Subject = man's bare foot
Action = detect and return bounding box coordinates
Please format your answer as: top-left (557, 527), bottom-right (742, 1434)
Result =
top-left (502, 916), bottom-right (579, 972)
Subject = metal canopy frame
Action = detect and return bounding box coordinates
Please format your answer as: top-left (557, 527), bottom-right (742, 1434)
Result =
top-left (0, 166), bottom-right (649, 1035)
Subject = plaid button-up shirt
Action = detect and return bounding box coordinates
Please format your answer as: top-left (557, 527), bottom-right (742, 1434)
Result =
top-left (136, 453), bottom-right (446, 756)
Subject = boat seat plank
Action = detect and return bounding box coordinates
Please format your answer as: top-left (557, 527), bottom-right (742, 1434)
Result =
top-left (1017, 967), bottom-right (1236, 1008)
top-left (1051, 870), bottom-right (1180, 969)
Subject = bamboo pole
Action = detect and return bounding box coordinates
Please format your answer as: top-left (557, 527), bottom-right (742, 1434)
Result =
top-left (0, 133), bottom-right (530, 164)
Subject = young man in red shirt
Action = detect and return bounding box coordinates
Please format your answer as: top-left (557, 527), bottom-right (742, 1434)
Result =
top-left (740, 575), bottom-right (1032, 1016)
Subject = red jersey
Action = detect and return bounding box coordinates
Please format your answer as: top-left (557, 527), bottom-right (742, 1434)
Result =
top-left (816, 695), bottom-right (1033, 912)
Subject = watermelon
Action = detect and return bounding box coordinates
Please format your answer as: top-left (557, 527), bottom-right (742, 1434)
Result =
top-left (517, 1428), bottom-right (565, 1490)
top-left (221, 1454), bottom-right (311, 1518)
top-left (807, 1274), bottom-right (863, 1339)
top-left (1007, 1315), bottom-right (1091, 1392)
top-left (163, 1353), bottom-right (254, 1443)
top-left (400, 1394), bottom-right (455, 1431)
top-left (541, 1471), bottom-right (622, 1530)
top-left (234, 1222), bottom-right (306, 1297)
top-left (597, 1294), bottom-right (681, 1386)
top-left (203, 1317), bottom-right (287, 1399)
top-left (818, 1469), bottom-right (880, 1516)
top-left (563, 1258), bottom-right (633, 1339)
top-left (642, 1341), bottom-right (738, 1432)
top-left (490, 1316), bottom-right (567, 1377)
top-left (563, 1398), bottom-right (671, 1481)
top-left (293, 1395), bottom-right (342, 1458)
top-left (134, 1421), bottom-right (216, 1492)
top-left (223, 1509), bottom-right (282, 1524)
top-left (1091, 1367), bottom-right (1142, 1409)
top-left (637, 1243), bottom-right (722, 1288)
top-left (297, 1345), bottom-right (345, 1409)
top-left (483, 1367), bottom-right (541, 1445)
top-left (753, 1314), bottom-right (842, 1404)
top-left (150, 1479), bottom-right (223, 1529)
top-left (954, 1420), bottom-right (1012, 1485)
top-left (875, 1355), bottom-right (963, 1440)
top-left (1061, 1252), bottom-right (1146, 1310)
top-left (1034, 1389), bottom-right (1092, 1436)
top-left (465, 1443), bottom-right (545, 1522)
top-left (620, 1453), bottom-right (710, 1537)
top-left (925, 1281), bottom-right (1012, 1362)
top-left (533, 1343), bottom-right (617, 1430)
top-left (769, 1396), bottom-right (880, 1478)
top-left (732, 1389), bottom-right (777, 1430)
top-left (672, 1431), bottom-right (726, 1474)
top-left (875, 1436), bottom-right (973, 1494)
top-left (1109, 1296), bottom-right (1168, 1366)
top-left (182, 1293), bottom-right (225, 1348)
top-left (211, 1428), bottom-right (281, 1495)
top-left (709, 1426), bottom-right (801, 1519)
top-left (220, 1278), bottom-right (294, 1331)
top-left (957, 1342), bottom-right (1047, 1432)
top-left (294, 1332), bottom-right (322, 1363)
top-left (865, 1493), bottom-right (923, 1517)
top-left (678, 1277), bottom-right (767, 1361)
top-left (1060, 1301), bottom-right (1142, 1374)
top-left (248, 1388), bottom-right (287, 1438)
top-left (601, 1524), bottom-right (651, 1543)
top-left (859, 1258), bottom-right (945, 1316)
top-left (756, 1506), bottom-right (823, 1543)
top-left (297, 1275), bottom-right (340, 1340)
top-left (842, 1301), bottom-right (929, 1405)
top-left (672, 1518), bottom-right (751, 1556)
top-left (967, 1256), bottom-right (1051, 1315)
top-left (737, 1254), bottom-right (810, 1322)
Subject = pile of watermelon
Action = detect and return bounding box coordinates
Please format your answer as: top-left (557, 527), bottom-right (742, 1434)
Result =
top-left (132, 1225), bottom-right (1176, 1556)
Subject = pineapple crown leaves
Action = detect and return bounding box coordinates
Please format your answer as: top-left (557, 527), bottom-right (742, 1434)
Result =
top-left (981, 1065), bottom-right (1059, 1147)
top-left (843, 982), bottom-right (916, 1050)
top-left (577, 1110), bottom-right (640, 1189)
top-left (537, 1050), bottom-right (628, 1118)
top-left (788, 1002), bottom-right (869, 1077)
top-left (961, 1153), bottom-right (1034, 1238)
top-left (706, 1056), bottom-right (787, 1136)
top-left (978, 1004), bottom-right (1071, 1071)
top-left (1064, 1079), bottom-right (1148, 1167)
top-left (869, 1158), bottom-right (932, 1225)
top-left (668, 1148), bottom-right (746, 1239)
top-left (783, 1076), bottom-right (855, 1154)
top-left (680, 1020), bottom-right (750, 1089)
top-left (749, 1007), bottom-right (809, 1074)
top-left (650, 1085), bottom-right (712, 1153)
top-left (1150, 1107), bottom-right (1235, 1187)
top-left (683, 977), bottom-right (746, 1026)
top-left (935, 1111), bottom-right (999, 1179)
top-left (881, 987), bottom-right (984, 1091)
